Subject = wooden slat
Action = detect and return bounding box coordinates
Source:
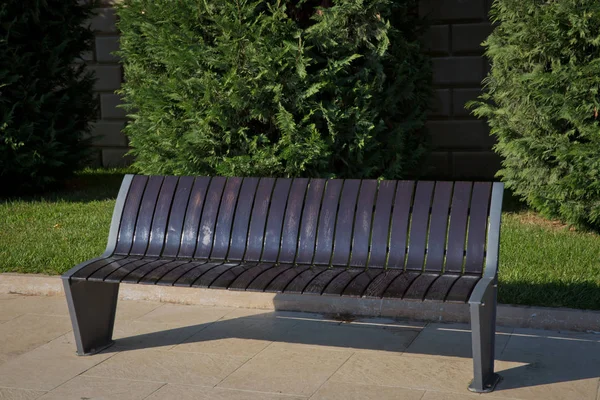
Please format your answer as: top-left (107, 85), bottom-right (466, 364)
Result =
top-left (278, 178), bottom-right (309, 264)
top-left (194, 177), bottom-right (227, 259)
top-left (139, 260), bottom-right (193, 284)
top-left (349, 180), bottom-right (377, 267)
top-left (368, 181), bottom-right (396, 267)
top-left (445, 275), bottom-right (481, 303)
top-left (244, 178), bottom-right (276, 261)
top-left (313, 180), bottom-right (343, 265)
top-left (178, 177), bottom-right (211, 258)
top-left (70, 256), bottom-right (128, 280)
top-left (228, 263), bottom-right (276, 290)
top-left (402, 273), bottom-right (440, 300)
top-left (330, 180), bottom-right (361, 266)
top-left (120, 259), bottom-right (173, 283)
top-left (145, 176), bottom-right (178, 257)
top-left (302, 268), bottom-right (346, 294)
top-left (155, 261), bottom-right (207, 285)
top-left (283, 266), bottom-right (329, 294)
top-left (162, 176), bottom-right (194, 257)
top-left (82, 257), bottom-right (138, 281)
top-left (295, 179), bottom-right (327, 265)
top-left (445, 182), bottom-right (473, 273)
top-left (192, 263), bottom-right (242, 287)
top-left (210, 177), bottom-right (243, 260)
top-left (209, 263), bottom-right (258, 289)
top-left (424, 182), bottom-right (453, 272)
top-left (114, 175), bottom-right (148, 255)
top-left (227, 178), bottom-right (259, 260)
top-left (382, 272), bottom-right (421, 298)
top-left (322, 269), bottom-right (364, 296)
top-left (423, 274), bottom-right (461, 301)
top-left (246, 265), bottom-right (295, 292)
top-left (262, 179), bottom-right (293, 262)
top-left (363, 270), bottom-right (409, 298)
top-left (464, 182), bottom-right (492, 274)
top-left (405, 181), bottom-right (434, 271)
top-left (173, 261), bottom-right (223, 287)
top-left (342, 269), bottom-right (385, 297)
top-left (130, 176), bottom-right (164, 256)
top-left (101, 258), bottom-right (158, 283)
top-left (387, 181), bottom-right (414, 268)
top-left (264, 265), bottom-right (311, 293)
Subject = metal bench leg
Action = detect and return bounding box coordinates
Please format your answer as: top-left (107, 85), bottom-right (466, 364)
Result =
top-left (468, 283), bottom-right (501, 393)
top-left (63, 278), bottom-right (119, 355)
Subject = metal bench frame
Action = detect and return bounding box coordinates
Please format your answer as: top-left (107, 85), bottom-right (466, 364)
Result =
top-left (62, 175), bottom-right (503, 393)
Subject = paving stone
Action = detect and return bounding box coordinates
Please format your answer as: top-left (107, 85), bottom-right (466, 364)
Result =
top-left (90, 121), bottom-right (127, 147)
top-left (311, 381), bottom-right (424, 400)
top-left (421, 25), bottom-right (450, 55)
top-left (89, 8), bottom-right (117, 33)
top-left (84, 348), bottom-right (248, 387)
top-left (135, 303), bottom-right (232, 327)
top-left (0, 314), bottom-right (71, 358)
top-left (100, 94), bottom-right (127, 119)
top-left (0, 388), bottom-right (45, 400)
top-left (432, 57), bottom-right (486, 85)
top-left (115, 299), bottom-right (163, 321)
top-left (429, 89), bottom-right (451, 117)
top-left (38, 376), bottom-right (163, 400)
top-left (145, 384), bottom-right (306, 400)
top-left (419, 0), bottom-right (487, 21)
top-left (219, 342), bottom-right (353, 396)
top-left (452, 88), bottom-right (482, 117)
top-left (88, 65), bottom-right (122, 91)
top-left (0, 295), bottom-right (68, 319)
top-left (452, 23), bottom-right (494, 54)
top-left (452, 151), bottom-right (501, 179)
top-left (96, 36), bottom-right (120, 62)
top-left (427, 120), bottom-right (493, 150)
top-left (0, 343), bottom-right (112, 391)
top-left (102, 149), bottom-right (131, 168)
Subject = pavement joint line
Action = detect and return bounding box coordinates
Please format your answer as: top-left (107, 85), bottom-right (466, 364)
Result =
top-left (498, 328), bottom-right (514, 357)
top-left (213, 340), bottom-right (275, 389)
top-left (596, 377), bottom-right (600, 400)
top-left (140, 382), bottom-right (167, 400)
top-left (307, 350), bottom-right (356, 400)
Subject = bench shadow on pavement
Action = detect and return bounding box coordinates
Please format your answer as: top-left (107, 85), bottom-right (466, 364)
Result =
top-left (98, 293), bottom-right (600, 394)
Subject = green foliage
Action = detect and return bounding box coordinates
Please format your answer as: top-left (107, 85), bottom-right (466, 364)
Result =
top-left (0, 0), bottom-right (97, 195)
top-left (471, 0), bottom-right (600, 230)
top-left (117, 0), bottom-right (430, 179)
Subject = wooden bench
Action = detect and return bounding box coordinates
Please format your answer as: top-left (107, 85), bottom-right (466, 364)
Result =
top-left (62, 175), bottom-right (504, 392)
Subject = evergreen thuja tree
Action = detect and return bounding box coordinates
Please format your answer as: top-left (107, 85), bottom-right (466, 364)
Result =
top-left (117, 0), bottom-right (430, 179)
top-left (472, 0), bottom-right (600, 230)
top-left (0, 0), bottom-right (97, 195)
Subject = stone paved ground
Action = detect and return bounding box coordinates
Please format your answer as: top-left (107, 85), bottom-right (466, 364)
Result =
top-left (0, 293), bottom-right (599, 400)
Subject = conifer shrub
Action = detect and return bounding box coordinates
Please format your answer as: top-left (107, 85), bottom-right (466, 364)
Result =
top-left (472, 0), bottom-right (600, 229)
top-left (0, 1), bottom-right (97, 195)
top-left (117, 0), bottom-right (430, 179)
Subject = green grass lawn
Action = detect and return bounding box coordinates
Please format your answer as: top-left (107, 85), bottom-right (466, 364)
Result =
top-left (1, 170), bottom-right (599, 310)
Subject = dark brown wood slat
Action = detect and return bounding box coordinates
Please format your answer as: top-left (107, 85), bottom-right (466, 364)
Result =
top-left (130, 176), bottom-right (164, 256)
top-left (349, 180), bottom-right (378, 267)
top-left (295, 179), bottom-right (326, 265)
top-left (146, 176), bottom-right (178, 257)
top-left (262, 179), bottom-right (293, 263)
top-left (302, 268), bottom-right (346, 294)
top-left (313, 180), bottom-right (343, 265)
top-left (424, 182), bottom-right (453, 272)
top-left (445, 275), bottom-right (481, 303)
top-left (173, 261), bottom-right (223, 287)
top-left (162, 176), bottom-right (195, 257)
top-left (244, 178), bottom-right (276, 262)
top-left (387, 181), bottom-right (415, 268)
top-left (210, 177), bottom-right (243, 260)
top-left (445, 182), bottom-right (472, 273)
top-left (192, 262), bottom-right (242, 288)
top-left (246, 265), bottom-right (295, 292)
top-left (155, 261), bottom-right (207, 285)
top-left (178, 177), bottom-right (212, 258)
top-left (322, 269), bottom-right (364, 296)
top-left (402, 273), bottom-right (440, 300)
top-left (405, 181), bottom-right (435, 271)
top-left (70, 255), bottom-right (128, 280)
top-left (228, 263), bottom-right (277, 290)
top-left (227, 178), bottom-right (259, 260)
top-left (82, 256), bottom-right (141, 282)
top-left (368, 181), bottom-right (396, 268)
top-left (278, 178), bottom-right (309, 264)
top-left (464, 182), bottom-right (492, 274)
top-left (423, 274), bottom-right (461, 301)
top-left (114, 176), bottom-right (149, 255)
top-left (284, 266), bottom-right (329, 294)
top-left (139, 260), bottom-right (193, 284)
top-left (210, 263), bottom-right (258, 289)
top-left (330, 180), bottom-right (361, 266)
top-left (264, 265), bottom-right (311, 293)
top-left (120, 259), bottom-right (173, 283)
top-left (194, 177), bottom-right (227, 259)
top-left (382, 271), bottom-right (422, 298)
top-left (101, 258), bottom-right (158, 283)
top-left (362, 269), bottom-right (405, 298)
top-left (342, 269), bottom-right (386, 297)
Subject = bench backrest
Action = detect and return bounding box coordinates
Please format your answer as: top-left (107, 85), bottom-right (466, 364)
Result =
top-left (106, 175), bottom-right (503, 275)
